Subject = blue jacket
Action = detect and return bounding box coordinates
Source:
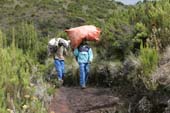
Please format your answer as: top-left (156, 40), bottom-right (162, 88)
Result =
top-left (74, 45), bottom-right (93, 63)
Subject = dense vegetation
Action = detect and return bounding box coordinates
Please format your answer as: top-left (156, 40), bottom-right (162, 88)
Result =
top-left (0, 24), bottom-right (49, 112)
top-left (1, 0), bottom-right (170, 112)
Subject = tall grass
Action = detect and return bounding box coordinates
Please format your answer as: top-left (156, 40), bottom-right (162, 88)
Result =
top-left (14, 22), bottom-right (39, 59)
top-left (138, 44), bottom-right (159, 90)
top-left (0, 24), bottom-right (48, 112)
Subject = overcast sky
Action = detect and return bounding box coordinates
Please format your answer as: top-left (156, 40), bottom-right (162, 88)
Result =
top-left (115, 0), bottom-right (143, 5)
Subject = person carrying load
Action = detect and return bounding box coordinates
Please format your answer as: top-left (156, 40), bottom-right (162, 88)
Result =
top-left (65, 25), bottom-right (101, 89)
top-left (48, 37), bottom-right (70, 83)
top-left (73, 39), bottom-right (93, 89)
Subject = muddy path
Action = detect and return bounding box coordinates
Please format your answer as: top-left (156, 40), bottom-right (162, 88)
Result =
top-left (48, 87), bottom-right (121, 113)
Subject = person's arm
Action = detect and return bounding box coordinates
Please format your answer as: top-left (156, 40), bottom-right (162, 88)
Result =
top-left (88, 48), bottom-right (93, 63)
top-left (63, 47), bottom-right (67, 56)
top-left (73, 48), bottom-right (79, 61)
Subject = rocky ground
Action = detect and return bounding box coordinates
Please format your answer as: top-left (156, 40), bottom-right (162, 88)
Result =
top-left (48, 87), bottom-right (121, 113)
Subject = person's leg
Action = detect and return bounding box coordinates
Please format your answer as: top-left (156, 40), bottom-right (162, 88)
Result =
top-left (54, 59), bottom-right (62, 80)
top-left (60, 60), bottom-right (65, 79)
top-left (79, 63), bottom-right (86, 88)
top-left (85, 63), bottom-right (90, 84)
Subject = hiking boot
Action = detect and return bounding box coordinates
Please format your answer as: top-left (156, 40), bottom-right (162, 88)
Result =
top-left (59, 79), bottom-right (63, 84)
top-left (57, 79), bottom-right (63, 87)
top-left (81, 86), bottom-right (86, 89)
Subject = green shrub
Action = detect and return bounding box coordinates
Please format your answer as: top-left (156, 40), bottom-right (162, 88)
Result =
top-left (138, 44), bottom-right (159, 90)
top-left (0, 26), bottom-right (48, 112)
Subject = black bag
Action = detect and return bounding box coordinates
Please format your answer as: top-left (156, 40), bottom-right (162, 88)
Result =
top-left (78, 44), bottom-right (89, 52)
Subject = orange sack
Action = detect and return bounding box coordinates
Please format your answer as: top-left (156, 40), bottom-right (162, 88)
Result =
top-left (65, 25), bottom-right (101, 49)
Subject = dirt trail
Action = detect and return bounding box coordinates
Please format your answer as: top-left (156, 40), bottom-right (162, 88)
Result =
top-left (48, 87), bottom-right (120, 113)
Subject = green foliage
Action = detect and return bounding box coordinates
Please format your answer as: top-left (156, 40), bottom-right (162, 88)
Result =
top-left (132, 23), bottom-right (148, 44)
top-left (14, 23), bottom-right (38, 58)
top-left (2, 0), bottom-right (170, 60)
top-left (0, 27), bottom-right (48, 112)
top-left (138, 44), bottom-right (159, 90)
top-left (0, 47), bottom-right (46, 112)
top-left (47, 87), bottom-right (56, 96)
top-left (134, 22), bottom-right (148, 38)
top-left (0, 30), bottom-right (3, 48)
top-left (0, 30), bottom-right (7, 48)
top-left (1, 0), bottom-right (170, 110)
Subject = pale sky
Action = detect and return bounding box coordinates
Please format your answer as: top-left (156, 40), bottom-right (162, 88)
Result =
top-left (115, 0), bottom-right (143, 5)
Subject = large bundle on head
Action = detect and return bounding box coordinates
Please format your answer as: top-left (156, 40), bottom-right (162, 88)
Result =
top-left (47, 38), bottom-right (70, 56)
top-left (48, 38), bottom-right (58, 56)
top-left (65, 25), bottom-right (101, 49)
